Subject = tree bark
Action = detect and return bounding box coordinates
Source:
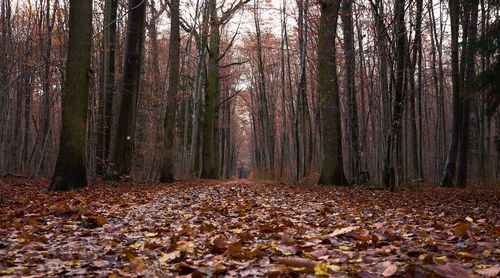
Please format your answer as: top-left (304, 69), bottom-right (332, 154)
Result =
top-left (200, 0), bottom-right (219, 179)
top-left (440, 0), bottom-right (460, 187)
top-left (383, 0), bottom-right (406, 191)
top-left (109, 0), bottom-right (147, 179)
top-left (49, 0), bottom-right (92, 191)
top-left (159, 0), bottom-right (180, 183)
top-left (341, 0), bottom-right (359, 184)
top-left (98, 0), bottom-right (118, 176)
top-left (456, 1), bottom-right (479, 188)
top-left (317, 0), bottom-right (348, 186)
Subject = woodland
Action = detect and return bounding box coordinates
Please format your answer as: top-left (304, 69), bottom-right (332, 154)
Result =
top-left (0, 0), bottom-right (499, 276)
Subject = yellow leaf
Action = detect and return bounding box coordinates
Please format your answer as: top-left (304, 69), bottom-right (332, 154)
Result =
top-left (145, 232), bottom-right (157, 238)
top-left (315, 263), bottom-right (340, 276)
top-left (129, 241), bottom-right (142, 248)
top-left (302, 250), bottom-right (315, 260)
top-left (0, 270), bottom-right (14, 275)
top-left (349, 257), bottom-right (363, 263)
top-left (67, 259), bottom-right (80, 266)
top-left (465, 216), bottom-right (473, 222)
top-left (434, 255), bottom-right (447, 260)
top-left (232, 228), bottom-right (242, 233)
top-left (126, 257), bottom-right (146, 273)
top-left (475, 264), bottom-right (493, 269)
top-left (339, 246), bottom-right (351, 251)
top-left (418, 254), bottom-right (427, 260)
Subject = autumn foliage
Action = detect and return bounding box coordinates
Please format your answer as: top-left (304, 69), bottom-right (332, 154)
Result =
top-left (1, 178), bottom-right (499, 276)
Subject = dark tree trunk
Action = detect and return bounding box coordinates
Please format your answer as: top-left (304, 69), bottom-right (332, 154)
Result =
top-left (97, 0), bottom-right (118, 176)
top-left (383, 0), bottom-right (406, 191)
top-left (109, 0), bottom-right (147, 179)
top-left (317, 0), bottom-right (348, 186)
top-left (159, 0), bottom-right (180, 183)
top-left (341, 0), bottom-right (360, 184)
top-left (200, 0), bottom-right (219, 179)
top-left (440, 0), bottom-right (460, 187)
top-left (49, 0), bottom-right (92, 191)
top-left (457, 1), bottom-right (479, 188)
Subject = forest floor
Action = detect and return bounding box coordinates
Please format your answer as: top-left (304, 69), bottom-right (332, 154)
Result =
top-left (0, 178), bottom-right (499, 277)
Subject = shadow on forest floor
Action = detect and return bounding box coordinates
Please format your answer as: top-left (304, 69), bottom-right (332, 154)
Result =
top-left (0, 178), bottom-right (499, 277)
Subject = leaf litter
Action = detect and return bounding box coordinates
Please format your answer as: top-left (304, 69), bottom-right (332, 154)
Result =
top-left (0, 177), bottom-right (499, 277)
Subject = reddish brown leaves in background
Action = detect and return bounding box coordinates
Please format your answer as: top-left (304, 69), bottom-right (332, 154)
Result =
top-left (0, 177), bottom-right (499, 277)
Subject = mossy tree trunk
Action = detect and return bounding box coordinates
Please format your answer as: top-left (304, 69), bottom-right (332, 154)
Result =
top-left (317, 0), bottom-right (348, 186)
top-left (159, 0), bottom-right (180, 183)
top-left (49, 0), bottom-right (92, 191)
top-left (200, 0), bottom-right (219, 179)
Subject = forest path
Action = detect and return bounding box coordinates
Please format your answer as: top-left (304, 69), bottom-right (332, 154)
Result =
top-left (0, 178), bottom-right (499, 277)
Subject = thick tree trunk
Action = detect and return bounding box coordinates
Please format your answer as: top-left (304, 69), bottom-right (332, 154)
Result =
top-left (109, 0), bottom-right (146, 179)
top-left (457, 2), bottom-right (479, 188)
top-left (200, 0), bottom-right (219, 179)
top-left (159, 0), bottom-right (180, 183)
top-left (317, 0), bottom-right (347, 186)
top-left (49, 0), bottom-right (92, 191)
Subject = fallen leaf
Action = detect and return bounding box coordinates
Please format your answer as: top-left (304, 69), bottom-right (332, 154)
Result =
top-left (211, 237), bottom-right (229, 253)
top-left (125, 257), bottom-right (146, 273)
top-left (475, 264), bottom-right (500, 277)
top-left (382, 263), bottom-right (398, 276)
top-left (277, 256), bottom-right (317, 271)
top-left (329, 226), bottom-right (359, 237)
top-left (173, 262), bottom-right (196, 275)
top-left (159, 251), bottom-right (181, 263)
top-left (431, 263), bottom-right (471, 278)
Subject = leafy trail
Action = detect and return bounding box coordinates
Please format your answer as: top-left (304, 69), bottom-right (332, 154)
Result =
top-left (0, 178), bottom-right (499, 277)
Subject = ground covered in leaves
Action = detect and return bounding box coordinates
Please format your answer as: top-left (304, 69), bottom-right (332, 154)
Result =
top-left (0, 178), bottom-right (499, 277)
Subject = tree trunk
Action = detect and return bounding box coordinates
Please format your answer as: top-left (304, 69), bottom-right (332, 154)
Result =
top-left (109, 0), bottom-right (147, 179)
top-left (440, 0), bottom-right (460, 187)
top-left (98, 0), bottom-right (118, 176)
top-left (383, 0), bottom-right (406, 191)
top-left (159, 0), bottom-right (180, 183)
top-left (456, 1), bottom-right (479, 188)
top-left (38, 0), bottom-right (56, 175)
top-left (317, 0), bottom-right (347, 186)
top-left (341, 0), bottom-right (359, 184)
top-left (200, 0), bottom-right (218, 179)
top-left (49, 0), bottom-right (92, 191)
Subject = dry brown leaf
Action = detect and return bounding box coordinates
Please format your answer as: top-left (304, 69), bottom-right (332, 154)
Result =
top-left (431, 263), bottom-right (471, 278)
top-left (276, 256), bottom-right (317, 271)
top-left (382, 263), bottom-right (398, 276)
top-left (328, 226), bottom-right (360, 237)
top-left (125, 257), bottom-right (146, 273)
top-left (159, 251), bottom-right (181, 263)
